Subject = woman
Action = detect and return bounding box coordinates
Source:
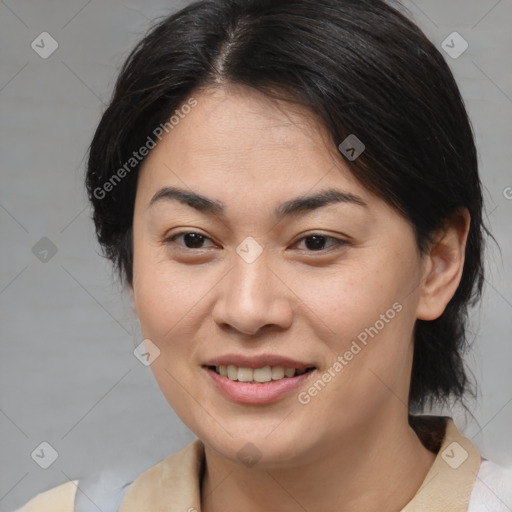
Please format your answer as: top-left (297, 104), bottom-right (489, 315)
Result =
top-left (13, 0), bottom-right (512, 510)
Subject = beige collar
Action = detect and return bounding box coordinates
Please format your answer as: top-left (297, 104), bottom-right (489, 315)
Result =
top-left (119, 416), bottom-right (481, 512)
top-left (401, 416), bottom-right (481, 511)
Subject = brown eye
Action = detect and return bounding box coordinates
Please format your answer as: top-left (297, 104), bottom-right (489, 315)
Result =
top-left (166, 231), bottom-right (215, 249)
top-left (295, 234), bottom-right (347, 252)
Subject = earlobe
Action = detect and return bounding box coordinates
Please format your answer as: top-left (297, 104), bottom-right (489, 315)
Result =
top-left (416, 208), bottom-right (471, 321)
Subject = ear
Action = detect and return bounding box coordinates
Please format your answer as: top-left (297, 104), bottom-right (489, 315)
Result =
top-left (416, 208), bottom-right (471, 321)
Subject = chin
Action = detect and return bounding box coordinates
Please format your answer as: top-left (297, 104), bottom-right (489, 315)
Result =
top-left (197, 417), bottom-right (324, 470)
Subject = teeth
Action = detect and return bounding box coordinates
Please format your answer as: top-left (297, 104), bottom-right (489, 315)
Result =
top-left (271, 366), bottom-right (284, 380)
top-left (238, 367), bottom-right (253, 382)
top-left (214, 365), bottom-right (312, 383)
top-left (284, 367), bottom-right (295, 377)
top-left (227, 365), bottom-right (238, 380)
top-left (253, 366), bottom-right (272, 383)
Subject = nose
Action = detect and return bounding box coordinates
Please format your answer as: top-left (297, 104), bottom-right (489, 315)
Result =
top-left (211, 250), bottom-right (294, 336)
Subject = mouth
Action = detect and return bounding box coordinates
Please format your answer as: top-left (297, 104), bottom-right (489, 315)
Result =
top-left (205, 364), bottom-right (316, 384)
top-left (202, 362), bottom-right (317, 405)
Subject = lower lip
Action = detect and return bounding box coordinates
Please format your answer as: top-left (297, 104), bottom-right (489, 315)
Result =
top-left (204, 367), bottom-right (315, 405)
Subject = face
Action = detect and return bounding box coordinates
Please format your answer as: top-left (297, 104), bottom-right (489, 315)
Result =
top-left (131, 84), bottom-right (428, 468)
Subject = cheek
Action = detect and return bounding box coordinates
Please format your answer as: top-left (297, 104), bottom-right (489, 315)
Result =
top-left (133, 239), bottom-right (195, 335)
top-left (132, 246), bottom-right (226, 366)
top-left (292, 262), bottom-right (406, 346)
top-left (292, 261), bottom-right (417, 401)
top-left (132, 252), bottom-right (210, 429)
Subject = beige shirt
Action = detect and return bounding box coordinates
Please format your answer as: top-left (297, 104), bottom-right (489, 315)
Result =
top-left (12, 416), bottom-right (487, 512)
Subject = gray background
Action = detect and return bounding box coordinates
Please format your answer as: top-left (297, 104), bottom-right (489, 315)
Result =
top-left (1, 0), bottom-right (511, 510)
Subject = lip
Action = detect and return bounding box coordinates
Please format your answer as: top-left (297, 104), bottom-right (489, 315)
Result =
top-left (202, 354), bottom-right (317, 405)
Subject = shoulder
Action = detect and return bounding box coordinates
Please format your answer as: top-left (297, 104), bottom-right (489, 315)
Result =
top-left (11, 442), bottom-right (202, 512)
top-left (468, 459), bottom-right (512, 511)
top-left (118, 439), bottom-right (204, 512)
top-left (11, 470), bottom-right (133, 512)
top-left (11, 480), bottom-right (79, 512)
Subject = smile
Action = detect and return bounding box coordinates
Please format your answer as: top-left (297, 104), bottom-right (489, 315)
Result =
top-left (209, 364), bottom-right (315, 383)
top-left (203, 364), bottom-right (317, 404)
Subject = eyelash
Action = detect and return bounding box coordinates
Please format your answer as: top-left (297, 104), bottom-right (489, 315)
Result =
top-left (164, 231), bottom-right (348, 253)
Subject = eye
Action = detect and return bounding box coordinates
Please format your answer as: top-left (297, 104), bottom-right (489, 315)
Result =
top-left (293, 234), bottom-right (347, 252)
top-left (165, 231), bottom-right (216, 249)
top-left (164, 231), bottom-right (347, 253)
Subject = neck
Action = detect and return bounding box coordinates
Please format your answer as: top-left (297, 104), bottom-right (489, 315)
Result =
top-left (201, 410), bottom-right (436, 512)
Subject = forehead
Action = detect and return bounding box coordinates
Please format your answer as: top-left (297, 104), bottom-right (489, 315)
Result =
top-left (178, 84), bottom-right (332, 151)
top-left (137, 85), bottom-right (368, 202)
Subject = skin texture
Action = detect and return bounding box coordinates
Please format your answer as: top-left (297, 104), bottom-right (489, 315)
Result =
top-left (131, 84), bottom-right (470, 512)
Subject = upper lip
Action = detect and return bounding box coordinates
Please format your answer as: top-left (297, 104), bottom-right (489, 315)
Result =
top-left (202, 354), bottom-right (316, 371)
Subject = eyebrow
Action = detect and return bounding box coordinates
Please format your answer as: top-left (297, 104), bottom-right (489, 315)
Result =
top-left (148, 186), bottom-right (367, 220)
